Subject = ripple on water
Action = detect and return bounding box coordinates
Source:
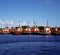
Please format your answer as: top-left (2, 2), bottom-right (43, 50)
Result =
top-left (0, 35), bottom-right (60, 55)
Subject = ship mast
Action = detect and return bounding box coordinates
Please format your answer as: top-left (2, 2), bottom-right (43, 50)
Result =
top-left (33, 21), bottom-right (36, 27)
top-left (33, 21), bottom-right (37, 27)
top-left (47, 20), bottom-right (48, 27)
top-left (36, 21), bottom-right (37, 27)
top-left (5, 22), bottom-right (8, 28)
top-left (18, 21), bottom-right (20, 27)
top-left (27, 21), bottom-right (29, 27)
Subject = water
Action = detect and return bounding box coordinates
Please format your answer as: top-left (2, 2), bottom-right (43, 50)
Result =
top-left (0, 35), bottom-right (60, 55)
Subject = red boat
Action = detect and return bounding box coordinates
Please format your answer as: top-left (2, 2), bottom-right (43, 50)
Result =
top-left (11, 27), bottom-right (23, 35)
top-left (2, 27), bottom-right (10, 35)
top-left (25, 27), bottom-right (31, 34)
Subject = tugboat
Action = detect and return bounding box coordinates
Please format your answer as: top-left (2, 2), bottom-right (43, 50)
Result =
top-left (12, 27), bottom-right (23, 35)
top-left (31, 21), bottom-right (40, 35)
top-left (10, 27), bottom-right (16, 34)
top-left (44, 20), bottom-right (51, 35)
top-left (10, 21), bottom-right (23, 35)
top-left (45, 27), bottom-right (51, 35)
top-left (2, 27), bottom-right (10, 35)
top-left (54, 27), bottom-right (60, 35)
top-left (22, 22), bottom-right (31, 35)
top-left (34, 27), bottom-right (40, 33)
top-left (31, 26), bottom-right (40, 35)
top-left (1, 22), bottom-right (10, 35)
top-left (24, 27), bottom-right (31, 35)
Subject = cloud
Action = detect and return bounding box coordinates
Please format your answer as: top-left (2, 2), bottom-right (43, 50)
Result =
top-left (0, 20), bottom-right (28, 27)
top-left (9, 21), bottom-right (14, 25)
top-left (0, 19), bottom-right (38, 27)
top-left (21, 22), bottom-right (27, 26)
top-left (0, 20), bottom-right (4, 24)
top-left (4, 20), bottom-right (14, 25)
top-left (17, 21), bottom-right (27, 26)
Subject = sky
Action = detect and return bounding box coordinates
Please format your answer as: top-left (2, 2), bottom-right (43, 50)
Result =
top-left (0, 0), bottom-right (60, 27)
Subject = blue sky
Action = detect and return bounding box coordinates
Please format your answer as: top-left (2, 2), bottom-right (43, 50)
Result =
top-left (0, 0), bottom-right (60, 27)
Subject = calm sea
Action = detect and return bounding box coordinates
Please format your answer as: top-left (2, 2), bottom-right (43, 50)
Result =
top-left (0, 35), bottom-right (60, 55)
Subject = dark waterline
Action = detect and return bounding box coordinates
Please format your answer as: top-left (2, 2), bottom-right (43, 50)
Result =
top-left (0, 35), bottom-right (60, 55)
